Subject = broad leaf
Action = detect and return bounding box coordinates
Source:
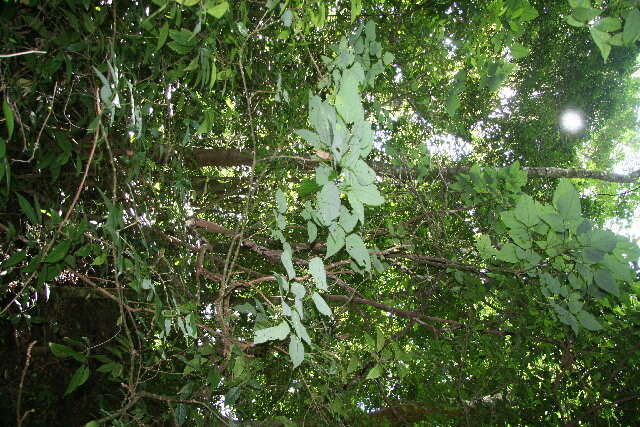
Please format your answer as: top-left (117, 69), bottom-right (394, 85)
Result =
top-left (335, 63), bottom-right (365, 124)
top-left (346, 233), bottom-right (370, 270)
top-left (317, 182), bottom-right (341, 225)
top-left (552, 180), bottom-right (581, 222)
top-left (308, 257), bottom-right (327, 291)
top-left (326, 224), bottom-right (346, 258)
top-left (576, 310), bottom-right (602, 331)
top-left (594, 269), bottom-right (619, 297)
top-left (254, 321), bottom-right (291, 344)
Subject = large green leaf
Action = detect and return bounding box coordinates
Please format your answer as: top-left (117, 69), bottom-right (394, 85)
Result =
top-left (326, 224), bottom-right (346, 258)
top-left (623, 8), bottom-right (640, 45)
top-left (254, 321), bottom-right (291, 344)
top-left (289, 335), bottom-right (304, 368)
top-left (346, 233), bottom-right (370, 270)
top-left (576, 310), bottom-right (602, 331)
top-left (594, 269), bottom-right (619, 297)
top-left (514, 195), bottom-right (540, 227)
top-left (45, 240), bottom-right (72, 263)
top-left (552, 180), bottom-right (581, 222)
top-left (309, 257), bottom-right (327, 291)
top-left (311, 292), bottom-right (332, 316)
top-left (317, 182), bottom-right (341, 225)
top-left (335, 63), bottom-right (365, 124)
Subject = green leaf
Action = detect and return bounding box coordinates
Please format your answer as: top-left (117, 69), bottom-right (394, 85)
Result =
top-left (476, 234), bottom-right (497, 259)
top-left (307, 221), bottom-right (317, 243)
top-left (290, 311), bottom-right (311, 344)
top-left (275, 189), bottom-right (287, 213)
top-left (1, 250), bottom-right (28, 269)
top-left (590, 27), bottom-right (611, 62)
top-left (366, 364), bottom-right (382, 380)
top-left (583, 247), bottom-right (605, 263)
top-left (594, 269), bottom-right (619, 297)
top-left (17, 193), bottom-right (38, 224)
top-left (45, 240), bottom-right (71, 263)
top-left (326, 224), bottom-right (346, 258)
top-left (382, 51), bottom-right (394, 65)
top-left (594, 17), bottom-right (621, 32)
top-left (623, 8), bottom-right (640, 45)
top-left (156, 21), bottom-right (169, 51)
top-left (280, 245), bottom-right (296, 279)
top-left (589, 230), bottom-right (617, 252)
top-left (552, 303), bottom-right (579, 335)
top-left (553, 179), bottom-right (581, 222)
top-left (3, 99), bottom-right (13, 139)
top-left (254, 321), bottom-right (291, 344)
top-left (207, 1), bottom-right (230, 19)
top-left (50, 342), bottom-right (86, 362)
top-left (64, 365), bottom-right (90, 395)
top-left (290, 283), bottom-right (306, 299)
top-left (569, 0), bottom-right (590, 8)
top-left (298, 179), bottom-right (321, 197)
top-left (510, 42), bottom-right (531, 59)
top-left (311, 292), bottom-right (332, 316)
top-left (346, 233), bottom-right (370, 270)
top-left (350, 159), bottom-right (376, 186)
top-left (514, 195), bottom-right (540, 227)
top-left (289, 334), bottom-right (304, 368)
top-left (309, 257), bottom-right (327, 291)
top-left (496, 243), bottom-right (519, 263)
top-left (295, 129), bottom-right (323, 150)
top-left (565, 15), bottom-right (585, 27)
top-left (572, 7), bottom-right (601, 22)
top-left (335, 63), bottom-right (365, 124)
top-left (348, 181), bottom-right (384, 206)
top-left (576, 310), bottom-right (602, 331)
top-left (315, 164), bottom-right (332, 186)
top-left (339, 206), bottom-right (358, 233)
top-left (281, 9), bottom-right (293, 27)
top-left (317, 182), bottom-right (341, 225)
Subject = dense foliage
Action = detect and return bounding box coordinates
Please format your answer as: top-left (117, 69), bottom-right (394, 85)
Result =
top-left (1, 0), bottom-right (640, 425)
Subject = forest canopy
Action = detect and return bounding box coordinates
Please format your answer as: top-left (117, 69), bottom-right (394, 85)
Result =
top-left (1, 0), bottom-right (640, 425)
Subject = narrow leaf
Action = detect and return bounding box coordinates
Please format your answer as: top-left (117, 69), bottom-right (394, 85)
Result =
top-left (64, 365), bottom-right (90, 396)
top-left (3, 99), bottom-right (13, 139)
top-left (311, 292), bottom-right (332, 316)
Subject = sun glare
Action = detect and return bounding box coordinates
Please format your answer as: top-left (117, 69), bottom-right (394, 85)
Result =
top-left (560, 110), bottom-right (585, 133)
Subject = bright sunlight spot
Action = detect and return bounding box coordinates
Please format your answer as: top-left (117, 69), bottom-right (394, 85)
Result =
top-left (560, 110), bottom-right (585, 133)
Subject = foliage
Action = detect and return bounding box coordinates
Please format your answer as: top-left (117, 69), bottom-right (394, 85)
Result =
top-left (1, 0), bottom-right (640, 425)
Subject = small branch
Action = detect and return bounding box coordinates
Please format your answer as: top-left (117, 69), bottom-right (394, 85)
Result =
top-left (16, 340), bottom-right (37, 427)
top-left (325, 294), bottom-right (510, 336)
top-left (0, 50), bottom-right (46, 58)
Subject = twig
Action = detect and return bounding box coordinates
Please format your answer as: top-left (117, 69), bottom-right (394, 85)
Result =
top-left (0, 50), bottom-right (46, 58)
top-left (16, 340), bottom-right (37, 427)
top-left (13, 82), bottom-right (57, 163)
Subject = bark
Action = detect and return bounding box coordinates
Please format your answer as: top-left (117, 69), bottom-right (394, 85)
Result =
top-left (187, 148), bottom-right (640, 184)
top-left (187, 148), bottom-right (253, 168)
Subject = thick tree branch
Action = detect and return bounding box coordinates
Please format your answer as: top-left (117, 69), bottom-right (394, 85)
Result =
top-left (187, 148), bottom-right (640, 184)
